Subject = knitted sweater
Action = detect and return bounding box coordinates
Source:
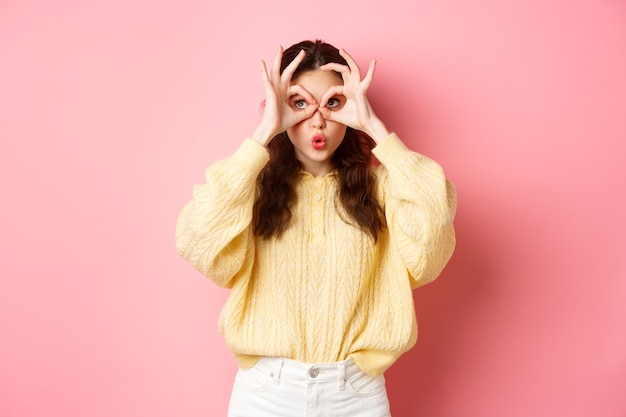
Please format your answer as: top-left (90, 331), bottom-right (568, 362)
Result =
top-left (176, 133), bottom-right (456, 376)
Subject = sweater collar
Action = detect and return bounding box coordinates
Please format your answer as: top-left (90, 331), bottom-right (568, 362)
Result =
top-left (298, 169), bottom-right (338, 179)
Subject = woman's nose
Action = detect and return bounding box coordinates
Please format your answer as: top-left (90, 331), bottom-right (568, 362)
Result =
top-left (310, 110), bottom-right (326, 129)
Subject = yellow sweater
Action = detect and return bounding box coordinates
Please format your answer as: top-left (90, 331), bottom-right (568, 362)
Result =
top-left (176, 133), bottom-right (456, 376)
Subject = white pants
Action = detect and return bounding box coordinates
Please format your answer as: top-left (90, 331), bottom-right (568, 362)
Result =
top-left (227, 357), bottom-right (391, 417)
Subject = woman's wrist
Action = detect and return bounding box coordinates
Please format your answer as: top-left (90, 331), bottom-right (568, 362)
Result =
top-left (251, 125), bottom-right (275, 147)
top-left (363, 117), bottom-right (390, 143)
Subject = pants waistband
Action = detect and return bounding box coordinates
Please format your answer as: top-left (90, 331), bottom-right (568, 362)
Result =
top-left (253, 356), bottom-right (361, 385)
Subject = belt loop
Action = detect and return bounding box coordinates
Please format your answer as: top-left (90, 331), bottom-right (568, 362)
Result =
top-left (338, 361), bottom-right (346, 390)
top-left (271, 358), bottom-right (284, 384)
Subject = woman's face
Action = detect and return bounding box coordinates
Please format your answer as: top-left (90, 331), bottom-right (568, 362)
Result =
top-left (287, 69), bottom-right (347, 177)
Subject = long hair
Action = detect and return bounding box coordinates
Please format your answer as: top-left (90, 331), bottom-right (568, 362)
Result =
top-left (253, 40), bottom-right (384, 241)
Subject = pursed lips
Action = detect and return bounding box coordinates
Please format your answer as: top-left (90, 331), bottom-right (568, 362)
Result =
top-left (311, 134), bottom-right (326, 150)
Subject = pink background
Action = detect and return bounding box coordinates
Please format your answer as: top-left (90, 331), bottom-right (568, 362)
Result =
top-left (1, 0), bottom-right (625, 416)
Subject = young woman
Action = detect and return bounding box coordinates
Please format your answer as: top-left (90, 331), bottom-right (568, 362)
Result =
top-left (176, 39), bottom-right (457, 417)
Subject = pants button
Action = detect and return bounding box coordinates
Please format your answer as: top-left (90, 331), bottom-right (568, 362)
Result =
top-left (309, 368), bottom-right (320, 378)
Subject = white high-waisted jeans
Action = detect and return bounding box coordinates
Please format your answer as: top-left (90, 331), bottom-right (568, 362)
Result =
top-left (227, 357), bottom-right (391, 417)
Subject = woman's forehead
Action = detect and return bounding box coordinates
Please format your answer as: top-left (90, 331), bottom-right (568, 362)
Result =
top-left (291, 69), bottom-right (343, 89)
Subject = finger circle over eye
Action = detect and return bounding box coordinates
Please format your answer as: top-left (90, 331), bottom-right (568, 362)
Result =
top-left (320, 85), bottom-right (343, 107)
top-left (290, 85), bottom-right (315, 102)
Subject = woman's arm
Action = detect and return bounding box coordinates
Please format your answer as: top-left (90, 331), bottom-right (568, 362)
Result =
top-left (321, 49), bottom-right (456, 287)
top-left (177, 46), bottom-right (320, 286)
top-left (373, 135), bottom-right (457, 289)
top-left (175, 139), bottom-right (269, 287)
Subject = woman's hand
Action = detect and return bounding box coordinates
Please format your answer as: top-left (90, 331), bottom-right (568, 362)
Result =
top-left (251, 47), bottom-right (319, 146)
top-left (319, 49), bottom-right (390, 143)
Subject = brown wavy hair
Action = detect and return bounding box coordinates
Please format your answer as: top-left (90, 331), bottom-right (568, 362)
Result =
top-left (253, 40), bottom-right (384, 241)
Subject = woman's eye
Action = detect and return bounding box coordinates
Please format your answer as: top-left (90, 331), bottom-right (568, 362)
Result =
top-left (327, 98), bottom-right (340, 108)
top-left (294, 100), bottom-right (308, 109)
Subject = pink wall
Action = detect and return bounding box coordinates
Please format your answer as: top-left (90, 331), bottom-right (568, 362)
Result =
top-left (1, 0), bottom-right (625, 416)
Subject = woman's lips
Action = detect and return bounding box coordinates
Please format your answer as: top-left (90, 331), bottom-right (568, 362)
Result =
top-left (311, 134), bottom-right (326, 150)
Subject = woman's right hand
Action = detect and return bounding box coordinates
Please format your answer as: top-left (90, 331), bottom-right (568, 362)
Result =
top-left (251, 47), bottom-right (319, 146)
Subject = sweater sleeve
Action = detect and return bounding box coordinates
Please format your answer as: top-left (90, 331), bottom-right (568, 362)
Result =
top-left (372, 134), bottom-right (457, 289)
top-left (176, 139), bottom-right (269, 288)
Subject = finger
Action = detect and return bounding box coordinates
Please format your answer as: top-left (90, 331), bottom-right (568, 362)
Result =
top-left (260, 60), bottom-right (277, 100)
top-left (296, 103), bottom-right (320, 122)
top-left (271, 46), bottom-right (283, 83)
top-left (281, 49), bottom-right (306, 83)
top-left (286, 103), bottom-right (320, 129)
top-left (317, 106), bottom-right (331, 119)
top-left (289, 85), bottom-right (317, 104)
top-left (362, 59), bottom-right (376, 89)
top-left (324, 107), bottom-right (349, 125)
top-left (319, 85), bottom-right (344, 108)
top-left (319, 62), bottom-right (351, 79)
top-left (339, 48), bottom-right (361, 78)
top-left (319, 85), bottom-right (346, 121)
top-left (259, 60), bottom-right (270, 84)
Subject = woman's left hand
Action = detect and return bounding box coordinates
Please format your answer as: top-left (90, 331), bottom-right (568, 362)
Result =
top-left (319, 49), bottom-right (390, 143)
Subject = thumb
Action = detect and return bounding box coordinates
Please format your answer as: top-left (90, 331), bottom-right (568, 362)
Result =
top-left (296, 103), bottom-right (319, 123)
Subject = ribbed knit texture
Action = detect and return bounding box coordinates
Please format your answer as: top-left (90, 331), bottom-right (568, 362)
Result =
top-left (176, 134), bottom-right (456, 376)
